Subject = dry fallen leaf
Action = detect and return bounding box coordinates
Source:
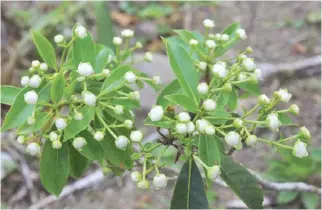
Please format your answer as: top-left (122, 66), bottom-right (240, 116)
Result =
top-left (293, 42), bottom-right (308, 54)
top-left (111, 11), bottom-right (139, 27)
top-left (146, 39), bottom-right (163, 52)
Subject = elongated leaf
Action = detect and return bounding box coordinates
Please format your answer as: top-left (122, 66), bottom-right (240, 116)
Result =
top-left (144, 117), bottom-right (175, 129)
top-left (40, 141), bottom-right (69, 196)
top-left (165, 94), bottom-right (198, 113)
top-left (69, 143), bottom-right (89, 178)
top-left (198, 135), bottom-right (222, 166)
top-left (77, 130), bottom-right (104, 165)
top-left (72, 32), bottom-right (96, 67)
top-left (278, 113), bottom-right (292, 125)
top-left (220, 156), bottom-right (263, 209)
top-left (236, 82), bottom-right (260, 95)
top-left (101, 65), bottom-right (131, 92)
top-left (109, 98), bottom-right (140, 109)
top-left (174, 29), bottom-right (203, 44)
top-left (31, 30), bottom-right (56, 68)
top-left (227, 88), bottom-right (238, 110)
top-left (206, 106), bottom-right (231, 125)
top-left (216, 92), bottom-right (230, 107)
top-left (302, 192), bottom-right (320, 209)
top-left (51, 71), bottom-right (65, 103)
top-left (63, 106), bottom-right (95, 141)
top-left (277, 191), bottom-right (299, 204)
top-left (17, 112), bottom-right (52, 135)
top-left (0, 85), bottom-right (21, 105)
top-left (170, 157), bottom-right (208, 209)
top-left (164, 38), bottom-right (199, 105)
top-left (95, 48), bottom-right (112, 73)
top-left (156, 80), bottom-right (181, 108)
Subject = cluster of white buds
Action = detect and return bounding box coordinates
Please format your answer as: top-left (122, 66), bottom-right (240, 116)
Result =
top-left (203, 19), bottom-right (215, 29)
top-left (174, 112), bottom-right (195, 134)
top-left (115, 135), bottom-right (129, 150)
top-left (205, 40), bottom-right (216, 49)
top-left (212, 62), bottom-right (228, 78)
top-left (196, 119), bottom-right (210, 134)
top-left (121, 29), bottom-right (134, 38)
top-left (26, 142), bottom-right (41, 156)
top-left (149, 105), bottom-right (164, 122)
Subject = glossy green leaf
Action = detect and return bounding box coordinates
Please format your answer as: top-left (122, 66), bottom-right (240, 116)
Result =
top-left (95, 48), bottom-right (113, 73)
top-left (72, 32), bottom-right (96, 67)
top-left (63, 106), bottom-right (95, 141)
top-left (206, 106), bottom-right (231, 125)
top-left (236, 82), bottom-right (260, 95)
top-left (69, 143), bottom-right (89, 178)
top-left (227, 88), bottom-right (238, 110)
top-left (164, 38), bottom-right (199, 105)
top-left (156, 80), bottom-right (181, 108)
top-left (77, 130), bottom-right (104, 165)
top-left (165, 94), bottom-right (198, 113)
top-left (302, 192), bottom-right (320, 209)
top-left (101, 65), bottom-right (131, 92)
top-left (174, 30), bottom-right (203, 43)
top-left (144, 117), bottom-right (175, 129)
top-left (109, 98), bottom-right (140, 109)
top-left (278, 113), bottom-right (292, 125)
top-left (40, 140), bottom-right (69, 196)
top-left (277, 191), bottom-right (299, 204)
top-left (220, 156), bottom-right (263, 209)
top-left (0, 85), bottom-right (21, 105)
top-left (198, 135), bottom-right (222, 166)
top-left (17, 112), bottom-right (52, 135)
top-left (31, 30), bottom-right (56, 69)
top-left (51, 71), bottom-right (65, 103)
top-left (170, 157), bottom-right (208, 209)
top-left (216, 92), bottom-right (230, 107)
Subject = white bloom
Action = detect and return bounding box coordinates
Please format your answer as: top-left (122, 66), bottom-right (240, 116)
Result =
top-left (276, 89), bottom-right (292, 102)
top-left (299, 127), bottom-right (311, 139)
top-left (177, 112), bottom-right (191, 122)
top-left (54, 34), bottom-right (64, 44)
top-left (221, 34), bottom-right (229, 41)
top-left (266, 113), bottom-right (280, 132)
top-left (49, 131), bottom-right (59, 141)
top-left (246, 135), bottom-right (257, 147)
top-left (212, 62), bottom-right (228, 78)
top-left (130, 130), bottom-right (143, 142)
top-left (289, 104), bottom-right (299, 115)
top-left (102, 69), bottom-right (111, 77)
top-left (131, 171), bottom-right (142, 182)
top-left (26, 142), bottom-right (41, 156)
top-left (258, 94), bottom-right (270, 105)
top-left (129, 91), bottom-right (140, 101)
top-left (115, 135), bottom-right (129, 150)
top-left (124, 119), bottom-right (134, 129)
top-left (39, 63), bottom-right (48, 71)
top-left (121, 29), bottom-right (134, 38)
top-left (77, 62), bottom-right (94, 77)
top-left (29, 75), bottom-right (42, 88)
top-left (153, 174), bottom-right (167, 190)
top-left (203, 19), bottom-right (215, 28)
top-left (254, 68), bottom-right (262, 80)
top-left (205, 125), bottom-right (215, 135)
top-left (205, 40), bottom-right (216, 49)
top-left (31, 60), bottom-right (40, 68)
top-left (113, 36), bottom-right (123, 45)
top-left (21, 76), bottom-right (30, 87)
top-left (94, 131), bottom-right (104, 141)
top-left (82, 91), bottom-right (97, 106)
top-left (203, 99), bottom-right (217, 111)
top-left (124, 71), bottom-right (137, 83)
top-left (73, 137), bottom-right (87, 150)
top-left (144, 52), bottom-right (153, 62)
top-left (197, 82), bottom-right (209, 95)
top-left (55, 118), bottom-right (67, 130)
top-left (24, 90), bottom-right (38, 104)
top-left (198, 62), bottom-right (207, 71)
top-left (225, 131), bottom-right (241, 146)
top-left (186, 122), bottom-right (195, 133)
top-left (236, 28), bottom-right (247, 40)
top-left (114, 105), bottom-right (124, 115)
top-left (207, 165), bottom-right (221, 181)
top-left (74, 112), bottom-right (83, 121)
top-left (189, 39), bottom-right (198, 46)
top-left (137, 180), bottom-right (150, 190)
top-left (52, 140), bottom-right (62, 149)
top-left (175, 123), bottom-right (187, 134)
top-left (135, 41), bottom-right (143, 49)
top-left (242, 58), bottom-right (256, 71)
top-left (27, 116), bottom-right (36, 125)
top-left (196, 119), bottom-right (209, 133)
top-left (17, 136), bottom-right (25, 144)
top-left (75, 25), bottom-right (87, 39)
top-left (292, 140), bottom-right (308, 158)
top-left (149, 106), bottom-right (164, 122)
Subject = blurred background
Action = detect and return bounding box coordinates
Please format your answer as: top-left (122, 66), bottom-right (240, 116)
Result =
top-left (1, 1), bottom-right (321, 209)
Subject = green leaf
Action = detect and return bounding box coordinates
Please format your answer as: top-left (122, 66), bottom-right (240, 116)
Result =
top-left (277, 191), bottom-right (299, 204)
top-left (31, 30), bottom-right (57, 69)
top-left (17, 112), bottom-right (52, 135)
top-left (72, 32), bottom-right (96, 67)
top-left (198, 135), bottom-right (222, 166)
top-left (0, 85), bottom-right (21, 105)
top-left (216, 92), bottom-right (230, 107)
top-left (170, 157), bottom-right (208, 209)
top-left (40, 141), bottom-right (69, 196)
top-left (278, 113), bottom-right (292, 125)
top-left (109, 98), bottom-right (140, 109)
top-left (77, 130), bottom-right (104, 165)
top-left (220, 156), bottom-right (263, 209)
top-left (101, 65), bottom-right (132, 92)
top-left (206, 106), bottom-right (231, 125)
top-left (95, 48), bottom-right (113, 73)
top-left (63, 106), bottom-right (95, 141)
top-left (164, 38), bottom-right (199, 105)
top-left (69, 143), bottom-right (89, 178)
top-left (138, 4), bottom-right (173, 19)
top-left (302, 192), bottom-right (320, 209)
top-left (236, 82), bottom-right (260, 95)
top-left (165, 94), bottom-right (198, 113)
top-left (144, 117), bottom-right (175, 129)
top-left (94, 1), bottom-right (114, 49)
top-left (156, 80), bottom-right (181, 108)
top-left (51, 71), bottom-right (65, 103)
top-left (227, 88), bottom-right (238, 110)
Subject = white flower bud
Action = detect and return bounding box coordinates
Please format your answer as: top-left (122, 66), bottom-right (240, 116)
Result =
top-left (215, 33), bottom-right (222, 40)
top-left (130, 130), bottom-right (143, 142)
top-left (135, 41), bottom-right (143, 49)
top-left (223, 83), bottom-right (232, 92)
top-left (102, 69), bottom-right (111, 77)
top-left (246, 135), bottom-right (257, 147)
top-left (31, 60), bottom-right (40, 68)
top-left (74, 112), bottom-right (83, 121)
top-left (177, 112), bottom-right (191, 122)
top-left (94, 131), bottom-right (104, 141)
top-left (299, 127), bottom-right (311, 139)
top-left (137, 179), bottom-right (150, 190)
top-left (242, 58), bottom-right (256, 71)
top-left (203, 99), bottom-right (217, 111)
top-left (207, 165), bottom-right (221, 181)
top-left (124, 119), bottom-right (134, 129)
top-left (39, 63), bottom-right (48, 71)
top-left (205, 40), bottom-right (216, 49)
top-left (113, 36), bottom-right (123, 45)
top-left (131, 171), bottom-right (142, 182)
top-left (75, 25), bottom-right (87, 39)
top-left (192, 131), bottom-right (199, 136)
top-left (153, 76), bottom-right (161, 85)
top-left (266, 113), bottom-right (280, 132)
top-left (153, 174), bottom-right (167, 190)
top-left (238, 54), bottom-right (247, 61)
top-left (197, 82), bottom-right (209, 95)
top-left (52, 140), bottom-right (62, 149)
top-left (208, 33), bottom-right (215, 39)
top-left (289, 104), bottom-right (299, 115)
top-left (29, 75), bottom-right (42, 88)
top-left (129, 91), bottom-right (140, 101)
top-left (144, 52), bottom-right (153, 62)
top-left (21, 76), bottom-right (30, 87)
top-left (238, 73), bottom-right (248, 81)
top-left (233, 118), bottom-right (243, 128)
top-left (258, 94), bottom-right (270, 105)
top-left (205, 125), bottom-right (215, 135)
top-left (77, 62), bottom-right (94, 77)
top-left (198, 62), bottom-right (207, 71)
top-left (186, 122), bottom-right (195, 133)
top-left (225, 131), bottom-right (241, 146)
top-left (221, 34), bottom-right (229, 41)
top-left (26, 142), bottom-right (41, 156)
top-left (49, 131), bottom-right (59, 141)
top-left (121, 29), bottom-right (134, 38)
top-left (55, 118), bottom-right (67, 130)
top-left (17, 136), bottom-right (25, 144)
top-left (236, 28), bottom-right (247, 40)
top-left (292, 140), bottom-right (308, 158)
top-left (203, 19), bottom-right (215, 28)
top-left (276, 89), bottom-right (292, 102)
top-left (212, 62), bottom-right (227, 78)
top-left (27, 116), bottom-right (36, 125)
top-left (124, 71), bottom-right (137, 83)
top-left (73, 137), bottom-right (87, 151)
top-left (189, 39), bottom-right (198, 46)
top-left (24, 90), bottom-right (38, 104)
top-left (77, 76), bottom-right (85, 82)
top-left (254, 68), bottom-right (262, 80)
top-left (54, 34), bottom-right (64, 44)
top-left (149, 105), bottom-right (164, 122)
top-left (115, 135), bottom-right (129, 150)
top-left (114, 105), bottom-right (124, 115)
top-left (175, 123), bottom-right (187, 134)
top-left (196, 119), bottom-right (209, 133)
top-left (82, 91), bottom-right (97, 106)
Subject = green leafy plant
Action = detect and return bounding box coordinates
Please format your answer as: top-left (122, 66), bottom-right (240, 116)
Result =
top-left (0, 18), bottom-right (314, 209)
